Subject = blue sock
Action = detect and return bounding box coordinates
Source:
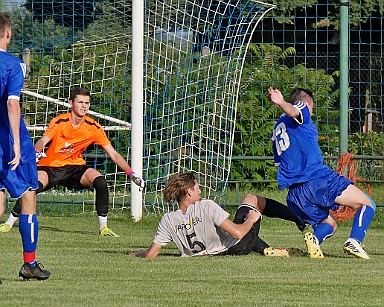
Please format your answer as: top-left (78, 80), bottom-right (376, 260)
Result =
top-left (364, 194), bottom-right (377, 211)
top-left (313, 223), bottom-right (334, 244)
top-left (350, 204), bottom-right (375, 243)
top-left (19, 214), bottom-right (39, 263)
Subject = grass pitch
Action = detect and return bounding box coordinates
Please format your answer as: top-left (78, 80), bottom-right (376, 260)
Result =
top-left (1, 208), bottom-right (383, 307)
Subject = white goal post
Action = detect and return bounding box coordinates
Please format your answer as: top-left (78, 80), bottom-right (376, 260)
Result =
top-left (131, 0), bottom-right (144, 221)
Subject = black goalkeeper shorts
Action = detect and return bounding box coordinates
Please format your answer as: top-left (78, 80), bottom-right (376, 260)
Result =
top-left (38, 165), bottom-right (92, 191)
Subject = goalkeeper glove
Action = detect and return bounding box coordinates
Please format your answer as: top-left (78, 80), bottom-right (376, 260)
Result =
top-left (35, 150), bottom-right (46, 163)
top-left (125, 168), bottom-right (145, 190)
top-left (130, 173), bottom-right (146, 190)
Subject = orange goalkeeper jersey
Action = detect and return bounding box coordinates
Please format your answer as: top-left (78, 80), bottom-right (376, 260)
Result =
top-left (38, 113), bottom-right (111, 167)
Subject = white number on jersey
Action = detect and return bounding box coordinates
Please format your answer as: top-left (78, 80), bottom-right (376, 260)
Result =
top-left (19, 62), bottom-right (27, 78)
top-left (272, 122), bottom-right (290, 156)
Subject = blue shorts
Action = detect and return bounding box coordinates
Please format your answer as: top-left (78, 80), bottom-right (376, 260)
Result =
top-left (286, 169), bottom-right (353, 226)
top-left (0, 160), bottom-right (39, 198)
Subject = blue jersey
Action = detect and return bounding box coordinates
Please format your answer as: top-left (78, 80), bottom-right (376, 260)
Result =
top-left (271, 101), bottom-right (329, 189)
top-left (0, 50), bottom-right (35, 164)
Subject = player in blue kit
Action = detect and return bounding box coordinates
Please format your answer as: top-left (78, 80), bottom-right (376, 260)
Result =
top-left (268, 87), bottom-right (376, 259)
top-left (0, 12), bottom-right (50, 280)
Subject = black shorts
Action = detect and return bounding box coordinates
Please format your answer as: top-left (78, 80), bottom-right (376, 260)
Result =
top-left (225, 204), bottom-right (261, 256)
top-left (38, 165), bottom-right (91, 191)
top-left (226, 223), bottom-right (259, 256)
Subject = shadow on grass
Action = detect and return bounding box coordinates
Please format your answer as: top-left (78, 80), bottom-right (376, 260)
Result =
top-left (39, 225), bottom-right (90, 235)
top-left (97, 248), bottom-right (181, 257)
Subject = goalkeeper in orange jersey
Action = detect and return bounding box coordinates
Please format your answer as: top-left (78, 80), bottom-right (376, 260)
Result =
top-left (0, 87), bottom-right (145, 237)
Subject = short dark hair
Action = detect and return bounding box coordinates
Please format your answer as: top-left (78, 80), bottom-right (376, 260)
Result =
top-left (69, 87), bottom-right (91, 102)
top-left (288, 88), bottom-right (314, 104)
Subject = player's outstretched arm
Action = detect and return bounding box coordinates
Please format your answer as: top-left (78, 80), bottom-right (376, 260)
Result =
top-left (34, 135), bottom-right (51, 152)
top-left (268, 87), bottom-right (300, 118)
top-left (128, 242), bottom-right (162, 258)
top-left (7, 99), bottom-right (21, 170)
top-left (219, 210), bottom-right (260, 240)
top-left (34, 135), bottom-right (51, 163)
top-left (102, 144), bottom-right (145, 189)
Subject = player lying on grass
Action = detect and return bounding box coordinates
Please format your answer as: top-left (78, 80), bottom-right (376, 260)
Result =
top-left (268, 87), bottom-right (376, 259)
top-left (0, 87), bottom-right (145, 237)
top-left (0, 12), bottom-right (50, 280)
top-left (129, 172), bottom-right (305, 258)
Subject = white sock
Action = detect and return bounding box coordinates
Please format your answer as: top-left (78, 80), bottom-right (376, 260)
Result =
top-left (5, 212), bottom-right (19, 227)
top-left (98, 216), bottom-right (108, 230)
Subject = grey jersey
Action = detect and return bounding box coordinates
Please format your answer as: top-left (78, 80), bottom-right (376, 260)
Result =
top-left (153, 199), bottom-right (239, 256)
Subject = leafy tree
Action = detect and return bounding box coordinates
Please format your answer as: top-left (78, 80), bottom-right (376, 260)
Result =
top-left (268, 0), bottom-right (384, 28)
top-left (24, 0), bottom-right (97, 30)
top-left (9, 6), bottom-right (76, 53)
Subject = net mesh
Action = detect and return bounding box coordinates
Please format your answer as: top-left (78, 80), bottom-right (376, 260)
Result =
top-left (8, 0), bottom-right (274, 214)
top-left (142, 0), bottom-right (275, 212)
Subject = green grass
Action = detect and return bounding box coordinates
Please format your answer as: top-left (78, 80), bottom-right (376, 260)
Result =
top-left (1, 208), bottom-right (384, 307)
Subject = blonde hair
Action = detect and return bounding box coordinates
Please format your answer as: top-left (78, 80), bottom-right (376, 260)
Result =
top-left (163, 172), bottom-right (196, 203)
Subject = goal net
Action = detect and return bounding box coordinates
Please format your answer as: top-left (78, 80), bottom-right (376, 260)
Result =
top-left (10, 0), bottom-right (274, 215)
top-left (143, 0), bottom-right (275, 212)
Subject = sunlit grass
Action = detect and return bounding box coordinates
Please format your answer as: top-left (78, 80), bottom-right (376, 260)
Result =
top-left (1, 208), bottom-right (383, 306)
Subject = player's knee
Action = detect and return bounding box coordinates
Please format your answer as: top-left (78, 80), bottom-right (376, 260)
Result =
top-left (93, 176), bottom-right (108, 193)
top-left (240, 193), bottom-right (258, 207)
top-left (364, 193), bottom-right (376, 212)
top-left (353, 194), bottom-right (376, 212)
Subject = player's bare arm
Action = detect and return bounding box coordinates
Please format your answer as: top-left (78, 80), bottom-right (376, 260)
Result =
top-left (102, 143), bottom-right (131, 171)
top-left (7, 98), bottom-right (21, 170)
top-left (129, 242), bottom-right (162, 258)
top-left (268, 87), bottom-right (300, 118)
top-left (34, 135), bottom-right (51, 152)
top-left (219, 210), bottom-right (260, 240)
top-left (103, 143), bottom-right (145, 189)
